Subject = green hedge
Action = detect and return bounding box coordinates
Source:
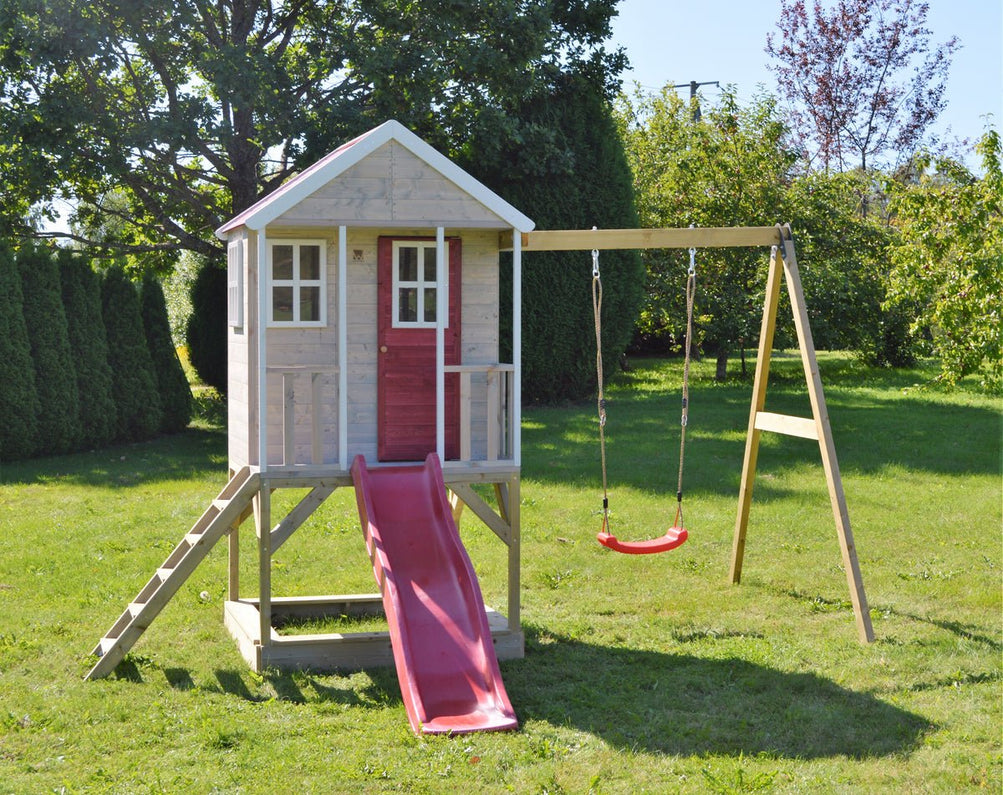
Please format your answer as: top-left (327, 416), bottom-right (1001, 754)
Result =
top-left (59, 251), bottom-right (118, 449)
top-left (141, 273), bottom-right (192, 433)
top-left (101, 265), bottom-right (162, 442)
top-left (185, 255), bottom-right (227, 395)
top-left (18, 245), bottom-right (80, 454)
top-left (469, 76), bottom-right (644, 403)
top-left (0, 244), bottom-right (40, 460)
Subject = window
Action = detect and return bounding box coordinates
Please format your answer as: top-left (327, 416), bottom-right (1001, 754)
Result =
top-left (392, 240), bottom-right (445, 329)
top-left (269, 240), bottom-right (326, 326)
top-left (227, 239), bottom-right (244, 329)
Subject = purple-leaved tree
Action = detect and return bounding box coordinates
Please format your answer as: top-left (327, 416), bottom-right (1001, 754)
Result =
top-left (768, 0), bottom-right (958, 173)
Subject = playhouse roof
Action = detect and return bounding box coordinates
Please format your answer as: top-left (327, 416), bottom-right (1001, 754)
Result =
top-left (215, 120), bottom-right (535, 238)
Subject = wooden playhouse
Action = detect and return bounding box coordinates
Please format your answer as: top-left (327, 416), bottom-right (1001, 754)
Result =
top-left (87, 120), bottom-right (535, 679)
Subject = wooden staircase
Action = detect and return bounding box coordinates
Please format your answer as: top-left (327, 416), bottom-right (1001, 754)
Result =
top-left (85, 467), bottom-right (261, 680)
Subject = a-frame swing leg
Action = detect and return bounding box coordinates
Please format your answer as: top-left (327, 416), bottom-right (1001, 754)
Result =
top-left (730, 226), bottom-right (874, 643)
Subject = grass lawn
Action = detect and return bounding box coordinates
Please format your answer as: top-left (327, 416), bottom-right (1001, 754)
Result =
top-left (0, 354), bottom-right (999, 793)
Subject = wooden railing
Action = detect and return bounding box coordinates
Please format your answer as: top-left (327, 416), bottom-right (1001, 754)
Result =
top-left (444, 363), bottom-right (515, 463)
top-left (265, 365), bottom-right (338, 466)
top-left (266, 362), bottom-right (514, 468)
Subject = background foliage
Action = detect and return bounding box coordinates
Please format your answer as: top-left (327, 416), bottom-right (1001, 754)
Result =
top-left (886, 130), bottom-right (1003, 389)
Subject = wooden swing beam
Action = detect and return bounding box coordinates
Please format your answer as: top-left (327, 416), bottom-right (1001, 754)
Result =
top-left (508, 224), bottom-right (874, 644)
top-left (509, 225), bottom-right (783, 251)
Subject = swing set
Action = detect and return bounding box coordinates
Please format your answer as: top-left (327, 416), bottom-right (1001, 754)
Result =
top-left (522, 223), bottom-right (874, 643)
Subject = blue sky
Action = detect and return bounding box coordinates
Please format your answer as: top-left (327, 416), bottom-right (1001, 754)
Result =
top-left (609, 0), bottom-right (1002, 158)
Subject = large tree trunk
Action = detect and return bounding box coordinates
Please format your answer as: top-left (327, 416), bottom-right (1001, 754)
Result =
top-left (715, 350), bottom-right (729, 381)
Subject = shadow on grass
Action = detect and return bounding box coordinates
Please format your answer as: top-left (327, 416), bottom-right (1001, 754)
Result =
top-left (522, 377), bottom-right (1001, 499)
top-left (0, 427), bottom-right (227, 488)
top-left (504, 626), bottom-right (931, 759)
top-left (138, 624), bottom-right (930, 761)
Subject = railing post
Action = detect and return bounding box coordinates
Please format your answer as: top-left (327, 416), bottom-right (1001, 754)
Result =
top-left (487, 369), bottom-right (500, 461)
top-left (311, 372), bottom-right (323, 465)
top-left (282, 372), bottom-right (295, 465)
top-left (459, 371), bottom-right (472, 462)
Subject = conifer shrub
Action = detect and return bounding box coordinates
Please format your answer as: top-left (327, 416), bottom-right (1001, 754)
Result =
top-left (0, 243), bottom-right (40, 460)
top-left (141, 273), bottom-right (192, 433)
top-left (101, 265), bottom-right (162, 441)
top-left (468, 76), bottom-right (644, 403)
top-left (58, 251), bottom-right (118, 449)
top-left (17, 245), bottom-right (80, 454)
top-left (185, 256), bottom-right (227, 394)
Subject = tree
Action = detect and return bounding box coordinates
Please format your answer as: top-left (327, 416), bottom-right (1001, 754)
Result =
top-left (0, 0), bottom-right (624, 258)
top-left (617, 88), bottom-right (796, 378)
top-left (768, 0), bottom-right (957, 174)
top-left (101, 266), bottom-right (162, 441)
top-left (783, 171), bottom-right (915, 366)
top-left (185, 256), bottom-right (228, 395)
top-left (58, 251), bottom-right (118, 448)
top-left (141, 273), bottom-right (192, 433)
top-left (469, 74), bottom-right (644, 403)
top-left (885, 129), bottom-right (1003, 389)
top-left (18, 245), bottom-right (80, 453)
top-left (0, 243), bottom-right (39, 460)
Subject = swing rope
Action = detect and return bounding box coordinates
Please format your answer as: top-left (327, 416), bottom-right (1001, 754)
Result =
top-left (591, 248), bottom-right (611, 538)
top-left (593, 244), bottom-right (692, 555)
top-left (673, 245), bottom-right (697, 532)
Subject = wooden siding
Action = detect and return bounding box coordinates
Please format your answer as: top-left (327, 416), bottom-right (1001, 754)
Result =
top-left (271, 142), bottom-right (510, 229)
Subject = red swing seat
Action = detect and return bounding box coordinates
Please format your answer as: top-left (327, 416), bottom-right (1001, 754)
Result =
top-left (597, 526), bottom-right (688, 555)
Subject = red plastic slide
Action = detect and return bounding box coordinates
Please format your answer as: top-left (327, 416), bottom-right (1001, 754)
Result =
top-left (350, 453), bottom-right (518, 734)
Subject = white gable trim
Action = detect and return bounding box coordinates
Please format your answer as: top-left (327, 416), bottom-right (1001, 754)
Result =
top-left (216, 120), bottom-right (534, 239)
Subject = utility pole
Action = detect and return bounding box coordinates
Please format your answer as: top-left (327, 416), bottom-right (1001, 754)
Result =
top-left (672, 80), bottom-right (719, 121)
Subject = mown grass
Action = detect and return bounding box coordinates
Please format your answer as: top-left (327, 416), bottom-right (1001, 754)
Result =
top-left (0, 353), bottom-right (999, 793)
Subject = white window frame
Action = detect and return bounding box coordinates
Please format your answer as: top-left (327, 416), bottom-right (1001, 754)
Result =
top-left (267, 239), bottom-right (327, 327)
top-left (391, 240), bottom-right (446, 329)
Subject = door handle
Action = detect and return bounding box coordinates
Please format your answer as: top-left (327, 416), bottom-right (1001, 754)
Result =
top-left (379, 345), bottom-right (388, 353)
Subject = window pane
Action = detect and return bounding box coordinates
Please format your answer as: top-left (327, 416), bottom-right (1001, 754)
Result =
top-left (423, 247), bottom-right (437, 281)
top-left (398, 247), bottom-right (418, 282)
top-left (273, 286), bottom-right (294, 321)
top-left (398, 288), bottom-right (417, 322)
top-left (300, 245), bottom-right (321, 280)
top-left (300, 286), bottom-right (320, 321)
top-left (423, 288), bottom-right (437, 323)
top-left (273, 245), bottom-right (293, 279)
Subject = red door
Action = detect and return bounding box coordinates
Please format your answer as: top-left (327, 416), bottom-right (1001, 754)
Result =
top-left (377, 237), bottom-right (461, 461)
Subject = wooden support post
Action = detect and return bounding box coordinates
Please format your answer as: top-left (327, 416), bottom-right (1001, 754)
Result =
top-left (227, 519), bottom-right (240, 602)
top-left (507, 476), bottom-right (520, 631)
top-left (781, 234), bottom-right (874, 643)
top-left (730, 243), bottom-right (784, 583)
top-left (254, 486), bottom-right (272, 646)
top-left (730, 227), bottom-right (873, 643)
